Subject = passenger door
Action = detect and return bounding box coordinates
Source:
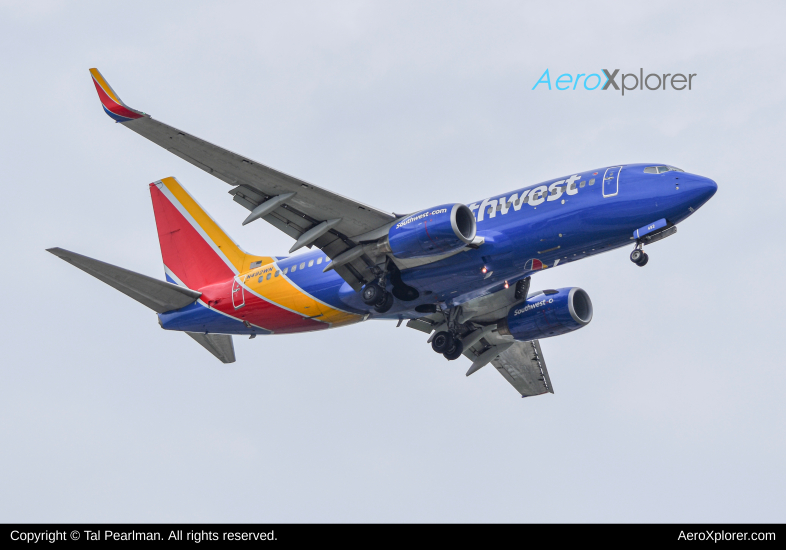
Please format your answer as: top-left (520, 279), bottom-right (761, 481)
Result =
top-left (602, 166), bottom-right (622, 197)
top-left (231, 276), bottom-right (245, 309)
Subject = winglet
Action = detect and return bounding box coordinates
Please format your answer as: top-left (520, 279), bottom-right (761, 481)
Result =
top-left (89, 68), bottom-right (146, 122)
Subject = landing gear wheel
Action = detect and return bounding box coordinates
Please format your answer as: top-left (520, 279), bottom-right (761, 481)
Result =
top-left (431, 331), bottom-right (451, 353)
top-left (443, 338), bottom-right (464, 361)
top-left (630, 249), bottom-right (644, 264)
top-left (373, 292), bottom-right (394, 313)
top-left (637, 252), bottom-right (649, 267)
top-left (362, 283), bottom-right (384, 305)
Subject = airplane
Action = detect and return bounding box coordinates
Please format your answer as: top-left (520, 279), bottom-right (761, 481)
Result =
top-left (47, 68), bottom-right (718, 398)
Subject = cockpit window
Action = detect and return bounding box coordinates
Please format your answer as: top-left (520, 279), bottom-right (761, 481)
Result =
top-left (644, 165), bottom-right (685, 174)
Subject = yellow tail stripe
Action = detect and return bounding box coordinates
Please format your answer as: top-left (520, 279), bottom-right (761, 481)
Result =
top-left (243, 263), bottom-right (362, 327)
top-left (160, 177), bottom-right (273, 273)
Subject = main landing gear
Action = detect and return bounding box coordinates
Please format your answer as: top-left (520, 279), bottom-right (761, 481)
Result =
top-left (431, 331), bottom-right (464, 361)
top-left (428, 306), bottom-right (464, 361)
top-left (630, 244), bottom-right (649, 267)
top-left (362, 282), bottom-right (394, 313)
top-left (361, 262), bottom-right (418, 314)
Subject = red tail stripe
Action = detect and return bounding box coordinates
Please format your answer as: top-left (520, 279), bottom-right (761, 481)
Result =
top-left (199, 280), bottom-right (327, 333)
top-left (150, 185), bottom-right (235, 289)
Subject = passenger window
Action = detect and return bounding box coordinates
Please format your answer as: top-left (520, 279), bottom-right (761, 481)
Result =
top-left (580, 181), bottom-right (586, 187)
top-left (300, 262), bottom-right (305, 269)
top-left (308, 260), bottom-right (314, 267)
top-left (274, 271), bottom-right (280, 277)
top-left (266, 273), bottom-right (272, 280)
top-left (589, 178), bottom-right (595, 185)
top-left (258, 276), bottom-right (264, 283)
top-left (317, 257), bottom-right (322, 265)
top-left (283, 267), bottom-right (288, 274)
top-left (291, 265), bottom-right (296, 273)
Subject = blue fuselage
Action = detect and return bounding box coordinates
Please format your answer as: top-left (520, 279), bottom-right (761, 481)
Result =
top-left (271, 163), bottom-right (717, 321)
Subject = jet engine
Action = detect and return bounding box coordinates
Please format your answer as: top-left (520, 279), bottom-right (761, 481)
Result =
top-left (498, 287), bottom-right (593, 341)
top-left (386, 203), bottom-right (477, 259)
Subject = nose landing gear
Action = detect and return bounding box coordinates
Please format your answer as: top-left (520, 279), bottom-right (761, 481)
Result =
top-left (630, 245), bottom-right (649, 267)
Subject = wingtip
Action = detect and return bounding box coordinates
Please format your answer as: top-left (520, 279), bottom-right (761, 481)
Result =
top-left (89, 68), bottom-right (146, 123)
top-left (47, 247), bottom-right (73, 262)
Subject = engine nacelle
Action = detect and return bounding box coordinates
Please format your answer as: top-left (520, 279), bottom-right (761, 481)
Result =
top-left (387, 203), bottom-right (477, 259)
top-left (498, 287), bottom-right (593, 341)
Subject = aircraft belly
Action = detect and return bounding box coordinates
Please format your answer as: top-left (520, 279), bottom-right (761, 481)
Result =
top-left (158, 300), bottom-right (271, 335)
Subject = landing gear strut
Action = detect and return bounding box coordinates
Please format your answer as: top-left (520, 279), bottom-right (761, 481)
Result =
top-left (429, 306), bottom-right (465, 361)
top-left (630, 244), bottom-right (649, 267)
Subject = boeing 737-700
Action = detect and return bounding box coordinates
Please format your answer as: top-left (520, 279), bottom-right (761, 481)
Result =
top-left (47, 68), bottom-right (718, 398)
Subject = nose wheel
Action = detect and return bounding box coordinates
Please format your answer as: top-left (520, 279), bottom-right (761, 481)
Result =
top-left (630, 246), bottom-right (649, 267)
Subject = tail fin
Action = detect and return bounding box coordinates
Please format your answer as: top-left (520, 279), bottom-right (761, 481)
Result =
top-left (150, 177), bottom-right (273, 290)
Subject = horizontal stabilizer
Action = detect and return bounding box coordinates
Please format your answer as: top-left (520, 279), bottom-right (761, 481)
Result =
top-left (186, 332), bottom-right (236, 363)
top-left (47, 247), bottom-right (201, 313)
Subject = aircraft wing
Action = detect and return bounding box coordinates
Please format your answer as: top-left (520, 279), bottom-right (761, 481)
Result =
top-left (407, 315), bottom-right (555, 398)
top-left (462, 333), bottom-right (554, 398)
top-left (89, 68), bottom-right (397, 291)
top-left (489, 340), bottom-right (554, 398)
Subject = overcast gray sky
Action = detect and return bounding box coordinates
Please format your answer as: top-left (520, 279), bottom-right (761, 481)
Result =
top-left (1, 0), bottom-right (785, 522)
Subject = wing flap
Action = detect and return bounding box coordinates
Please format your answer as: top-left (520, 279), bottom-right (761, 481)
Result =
top-left (491, 340), bottom-right (554, 398)
top-left (47, 247), bottom-right (201, 313)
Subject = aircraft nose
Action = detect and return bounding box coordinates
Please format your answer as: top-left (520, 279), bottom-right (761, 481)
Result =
top-left (699, 176), bottom-right (718, 202)
top-left (681, 174), bottom-right (717, 213)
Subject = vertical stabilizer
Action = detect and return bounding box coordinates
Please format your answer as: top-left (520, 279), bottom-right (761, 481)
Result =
top-left (149, 177), bottom-right (272, 289)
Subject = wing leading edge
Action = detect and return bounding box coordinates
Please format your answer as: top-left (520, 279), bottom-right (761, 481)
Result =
top-left (88, 68), bottom-right (396, 291)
